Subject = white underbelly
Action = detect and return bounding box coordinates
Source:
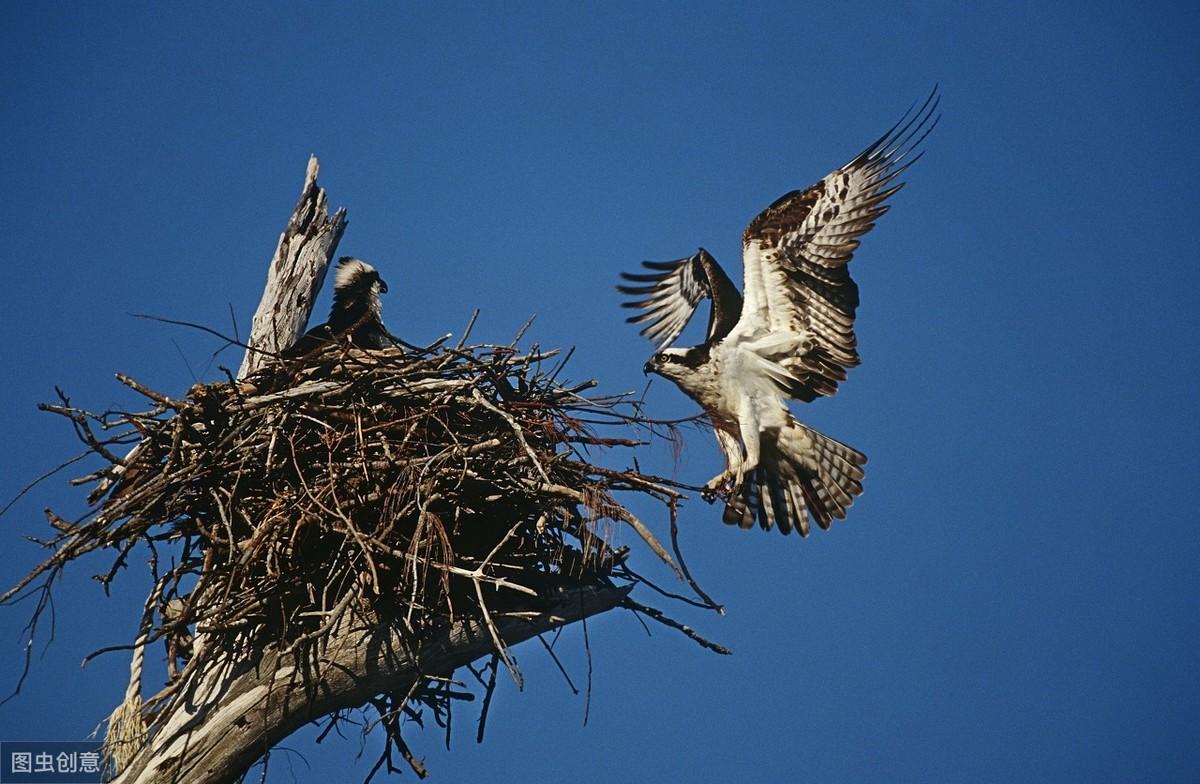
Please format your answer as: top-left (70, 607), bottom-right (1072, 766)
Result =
top-left (713, 344), bottom-right (790, 429)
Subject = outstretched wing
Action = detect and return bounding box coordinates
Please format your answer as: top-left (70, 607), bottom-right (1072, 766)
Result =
top-left (731, 88), bottom-right (940, 400)
top-left (617, 248), bottom-right (743, 350)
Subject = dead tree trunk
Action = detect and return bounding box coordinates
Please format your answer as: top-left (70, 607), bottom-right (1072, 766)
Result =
top-left (114, 584), bottom-right (629, 784)
top-left (236, 155), bottom-right (347, 378)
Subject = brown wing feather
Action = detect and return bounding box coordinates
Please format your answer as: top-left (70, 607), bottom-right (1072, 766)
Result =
top-left (734, 88), bottom-right (940, 401)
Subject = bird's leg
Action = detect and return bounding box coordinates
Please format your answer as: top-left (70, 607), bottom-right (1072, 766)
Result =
top-left (732, 399), bottom-right (762, 490)
top-left (702, 428), bottom-right (743, 503)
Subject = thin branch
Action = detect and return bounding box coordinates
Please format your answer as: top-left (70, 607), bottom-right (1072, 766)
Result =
top-left (622, 598), bottom-right (732, 656)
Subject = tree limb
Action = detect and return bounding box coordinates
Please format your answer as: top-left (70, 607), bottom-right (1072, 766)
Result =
top-left (113, 583), bottom-right (630, 784)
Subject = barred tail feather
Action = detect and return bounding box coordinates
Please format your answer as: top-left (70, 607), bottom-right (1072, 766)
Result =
top-left (722, 419), bottom-right (866, 536)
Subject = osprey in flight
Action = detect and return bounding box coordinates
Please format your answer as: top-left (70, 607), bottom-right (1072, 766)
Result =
top-left (619, 91), bottom-right (939, 536)
top-left (284, 256), bottom-right (395, 357)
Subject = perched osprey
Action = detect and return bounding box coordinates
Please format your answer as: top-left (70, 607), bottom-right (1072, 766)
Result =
top-left (284, 256), bottom-right (395, 357)
top-left (618, 91), bottom-right (939, 536)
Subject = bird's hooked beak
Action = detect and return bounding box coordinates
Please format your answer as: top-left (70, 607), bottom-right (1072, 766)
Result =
top-left (642, 358), bottom-right (654, 375)
top-left (377, 277), bottom-right (389, 295)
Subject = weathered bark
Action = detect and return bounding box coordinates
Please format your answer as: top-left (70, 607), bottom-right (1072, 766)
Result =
top-left (236, 156), bottom-right (347, 379)
top-left (114, 584), bottom-right (630, 784)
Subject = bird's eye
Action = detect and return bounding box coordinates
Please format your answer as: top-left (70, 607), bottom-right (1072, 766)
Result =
top-left (654, 352), bottom-right (668, 364)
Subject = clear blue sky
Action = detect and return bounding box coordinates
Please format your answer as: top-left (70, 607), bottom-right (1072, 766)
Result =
top-left (2, 2), bottom-right (1197, 782)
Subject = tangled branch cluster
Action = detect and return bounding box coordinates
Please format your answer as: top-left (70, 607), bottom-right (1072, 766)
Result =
top-left (4, 335), bottom-right (724, 779)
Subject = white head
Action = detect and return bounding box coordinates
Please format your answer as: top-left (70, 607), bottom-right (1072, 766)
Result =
top-left (334, 257), bottom-right (388, 297)
top-left (328, 256), bottom-right (389, 329)
top-left (642, 346), bottom-right (713, 393)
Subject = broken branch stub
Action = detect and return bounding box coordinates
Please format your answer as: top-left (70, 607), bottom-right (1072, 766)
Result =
top-left (237, 155), bottom-right (347, 378)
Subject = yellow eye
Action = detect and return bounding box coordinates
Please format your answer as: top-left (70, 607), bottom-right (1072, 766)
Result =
top-left (654, 352), bottom-right (668, 363)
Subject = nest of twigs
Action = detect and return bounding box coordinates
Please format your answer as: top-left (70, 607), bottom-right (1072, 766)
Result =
top-left (4, 334), bottom-right (725, 779)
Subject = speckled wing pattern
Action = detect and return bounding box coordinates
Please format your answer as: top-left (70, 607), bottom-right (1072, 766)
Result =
top-left (734, 90), bottom-right (940, 401)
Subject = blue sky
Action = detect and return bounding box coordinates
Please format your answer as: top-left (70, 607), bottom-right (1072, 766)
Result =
top-left (1, 2), bottom-right (1197, 782)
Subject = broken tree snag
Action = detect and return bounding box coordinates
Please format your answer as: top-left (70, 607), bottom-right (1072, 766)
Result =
top-left (237, 155), bottom-right (348, 379)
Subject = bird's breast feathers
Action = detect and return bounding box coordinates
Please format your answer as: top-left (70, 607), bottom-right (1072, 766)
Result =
top-left (668, 341), bottom-right (795, 418)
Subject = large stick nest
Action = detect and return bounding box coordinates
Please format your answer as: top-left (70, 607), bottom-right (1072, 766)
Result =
top-left (5, 334), bottom-right (723, 778)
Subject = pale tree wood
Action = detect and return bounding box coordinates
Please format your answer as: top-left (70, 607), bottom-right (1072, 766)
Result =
top-left (113, 584), bottom-right (630, 784)
top-left (236, 155), bottom-right (348, 379)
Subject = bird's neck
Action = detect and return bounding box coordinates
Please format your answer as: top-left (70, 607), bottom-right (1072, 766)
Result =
top-left (328, 290), bottom-right (380, 332)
